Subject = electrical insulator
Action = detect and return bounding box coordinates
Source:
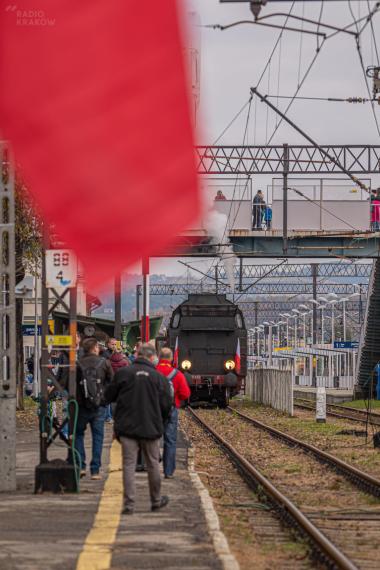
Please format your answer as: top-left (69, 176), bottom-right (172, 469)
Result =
top-left (250, 0), bottom-right (267, 20)
top-left (366, 66), bottom-right (380, 99)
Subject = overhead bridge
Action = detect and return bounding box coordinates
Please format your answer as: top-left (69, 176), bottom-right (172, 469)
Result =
top-left (172, 230), bottom-right (380, 259)
top-left (165, 145), bottom-right (380, 259)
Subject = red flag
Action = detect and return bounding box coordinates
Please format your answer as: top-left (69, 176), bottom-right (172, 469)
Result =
top-left (173, 336), bottom-right (179, 368)
top-left (235, 338), bottom-right (241, 374)
top-left (0, 1), bottom-right (199, 287)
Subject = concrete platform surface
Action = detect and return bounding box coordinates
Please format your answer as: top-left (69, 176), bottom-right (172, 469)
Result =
top-left (294, 386), bottom-right (354, 404)
top-left (0, 423), bottom-right (222, 570)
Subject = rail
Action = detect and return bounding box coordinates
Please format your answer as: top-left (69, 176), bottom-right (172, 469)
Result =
top-left (188, 407), bottom-right (358, 570)
top-left (295, 398), bottom-right (380, 426)
top-left (228, 407), bottom-right (380, 498)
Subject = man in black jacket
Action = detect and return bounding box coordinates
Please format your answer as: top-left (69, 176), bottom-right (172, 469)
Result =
top-left (105, 343), bottom-right (173, 515)
top-left (75, 338), bottom-right (113, 479)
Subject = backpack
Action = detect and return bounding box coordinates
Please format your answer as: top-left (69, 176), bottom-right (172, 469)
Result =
top-left (78, 358), bottom-right (106, 409)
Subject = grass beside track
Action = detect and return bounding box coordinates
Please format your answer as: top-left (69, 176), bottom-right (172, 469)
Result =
top-left (340, 399), bottom-right (380, 410)
top-left (230, 399), bottom-right (380, 479)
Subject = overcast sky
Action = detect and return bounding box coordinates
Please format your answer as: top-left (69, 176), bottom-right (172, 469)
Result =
top-left (151, 0), bottom-right (380, 277)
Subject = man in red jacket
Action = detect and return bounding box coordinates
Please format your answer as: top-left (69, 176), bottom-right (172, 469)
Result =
top-left (156, 347), bottom-right (191, 478)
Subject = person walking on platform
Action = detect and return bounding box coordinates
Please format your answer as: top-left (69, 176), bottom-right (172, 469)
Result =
top-left (105, 343), bottom-right (173, 515)
top-left (110, 349), bottom-right (130, 373)
top-left (102, 337), bottom-right (118, 422)
top-left (75, 338), bottom-right (114, 479)
top-left (103, 337), bottom-right (118, 360)
top-left (156, 347), bottom-right (190, 479)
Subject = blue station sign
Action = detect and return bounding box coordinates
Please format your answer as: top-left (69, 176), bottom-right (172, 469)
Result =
top-left (333, 341), bottom-right (359, 349)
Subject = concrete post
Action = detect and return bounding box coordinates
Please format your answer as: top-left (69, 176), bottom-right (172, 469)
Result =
top-left (268, 326), bottom-right (273, 367)
top-left (0, 144), bottom-right (16, 491)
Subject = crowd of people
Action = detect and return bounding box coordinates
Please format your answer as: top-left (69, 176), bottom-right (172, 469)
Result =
top-left (54, 336), bottom-right (190, 514)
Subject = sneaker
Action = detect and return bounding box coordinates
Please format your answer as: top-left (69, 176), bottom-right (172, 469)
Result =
top-left (164, 474), bottom-right (174, 479)
top-left (151, 495), bottom-right (169, 512)
top-left (91, 473), bottom-right (102, 480)
top-left (80, 469), bottom-right (86, 478)
top-left (122, 506), bottom-right (134, 515)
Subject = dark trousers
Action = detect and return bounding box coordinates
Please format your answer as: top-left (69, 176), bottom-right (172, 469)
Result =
top-left (252, 205), bottom-right (262, 229)
top-left (75, 406), bottom-right (106, 474)
top-left (163, 408), bottom-right (178, 477)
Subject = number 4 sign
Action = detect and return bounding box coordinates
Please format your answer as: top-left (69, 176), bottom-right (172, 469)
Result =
top-left (45, 250), bottom-right (78, 290)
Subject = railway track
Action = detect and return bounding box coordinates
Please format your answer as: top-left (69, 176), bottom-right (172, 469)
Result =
top-left (227, 406), bottom-right (380, 498)
top-left (295, 398), bottom-right (380, 426)
top-left (188, 408), bottom-right (380, 570)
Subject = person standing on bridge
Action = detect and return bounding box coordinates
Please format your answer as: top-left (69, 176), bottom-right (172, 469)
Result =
top-left (252, 190), bottom-right (265, 230)
top-left (105, 343), bottom-right (173, 515)
top-left (156, 347), bottom-right (191, 479)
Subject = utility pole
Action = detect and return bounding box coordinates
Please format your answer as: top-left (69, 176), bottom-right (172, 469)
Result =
top-left (136, 284), bottom-right (141, 321)
top-left (39, 227), bottom-right (50, 466)
top-left (311, 264), bottom-right (318, 345)
top-left (282, 143), bottom-right (289, 255)
top-left (114, 273), bottom-right (122, 339)
top-left (239, 257), bottom-right (243, 292)
top-left (141, 258), bottom-right (150, 342)
top-left (35, 241), bottom-right (78, 492)
top-left (0, 145), bottom-right (16, 492)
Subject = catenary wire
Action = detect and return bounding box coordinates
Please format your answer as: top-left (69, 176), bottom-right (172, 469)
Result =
top-left (348, 1), bottom-right (380, 137)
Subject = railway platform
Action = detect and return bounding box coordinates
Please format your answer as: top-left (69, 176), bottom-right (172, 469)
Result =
top-left (294, 386), bottom-right (353, 404)
top-left (0, 422), bottom-right (234, 570)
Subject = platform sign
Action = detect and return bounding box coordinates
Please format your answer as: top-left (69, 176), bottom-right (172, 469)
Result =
top-left (23, 320), bottom-right (54, 336)
top-left (333, 341), bottom-right (359, 349)
top-left (46, 335), bottom-right (72, 347)
top-left (45, 250), bottom-right (77, 290)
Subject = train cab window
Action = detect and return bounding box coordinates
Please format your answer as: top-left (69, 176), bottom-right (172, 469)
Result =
top-left (172, 313), bottom-right (181, 328)
top-left (235, 313), bottom-right (243, 329)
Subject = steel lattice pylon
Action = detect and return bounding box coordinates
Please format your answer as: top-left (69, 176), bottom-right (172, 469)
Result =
top-left (146, 282), bottom-right (368, 296)
top-left (215, 262), bottom-right (373, 280)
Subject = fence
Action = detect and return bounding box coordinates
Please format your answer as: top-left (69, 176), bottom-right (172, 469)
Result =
top-left (246, 368), bottom-right (293, 415)
top-left (295, 375), bottom-right (354, 389)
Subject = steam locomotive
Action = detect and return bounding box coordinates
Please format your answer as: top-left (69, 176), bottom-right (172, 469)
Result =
top-left (167, 293), bottom-right (247, 407)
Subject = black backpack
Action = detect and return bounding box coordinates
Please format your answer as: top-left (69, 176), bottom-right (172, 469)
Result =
top-left (78, 358), bottom-right (106, 409)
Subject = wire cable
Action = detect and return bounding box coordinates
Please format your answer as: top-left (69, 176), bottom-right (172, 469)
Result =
top-left (367, 0), bottom-right (380, 66)
top-left (349, 4), bottom-right (380, 138)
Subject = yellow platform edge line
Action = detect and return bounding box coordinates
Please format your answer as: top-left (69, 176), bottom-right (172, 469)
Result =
top-left (76, 440), bottom-right (123, 570)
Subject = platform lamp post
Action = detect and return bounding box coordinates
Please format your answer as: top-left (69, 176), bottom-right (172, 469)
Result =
top-left (281, 313), bottom-right (291, 348)
top-left (327, 293), bottom-right (339, 346)
top-left (292, 309), bottom-right (301, 348)
top-left (270, 321), bottom-right (278, 348)
top-left (263, 321), bottom-right (272, 366)
top-left (319, 297), bottom-right (331, 345)
top-left (299, 304), bottom-right (309, 346)
top-left (307, 299), bottom-right (323, 344)
top-left (258, 325), bottom-right (264, 358)
top-left (339, 297), bottom-right (349, 342)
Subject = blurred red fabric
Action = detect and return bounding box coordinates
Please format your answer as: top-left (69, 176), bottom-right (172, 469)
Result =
top-left (0, 1), bottom-right (199, 287)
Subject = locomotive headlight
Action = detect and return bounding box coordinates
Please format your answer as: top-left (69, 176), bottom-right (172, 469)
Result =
top-left (181, 359), bottom-right (192, 371)
top-left (224, 359), bottom-right (236, 371)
